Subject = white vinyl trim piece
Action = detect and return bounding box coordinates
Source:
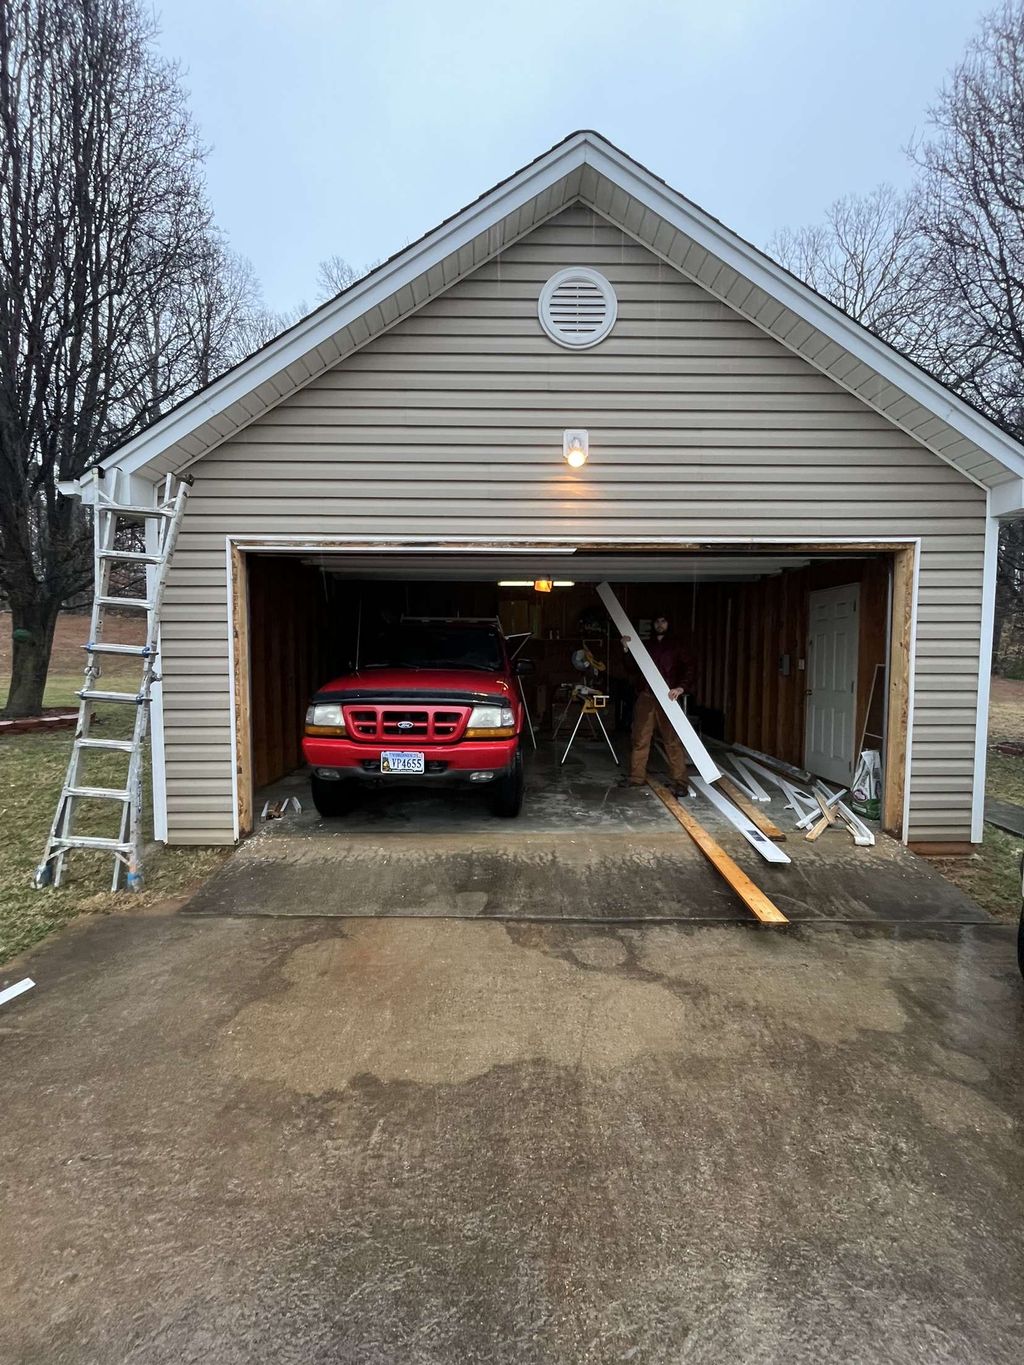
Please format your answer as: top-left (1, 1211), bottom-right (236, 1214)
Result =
top-left (972, 503), bottom-right (999, 843)
top-left (691, 775), bottom-right (791, 864)
top-left (596, 581), bottom-right (721, 783)
top-left (728, 755), bottom-right (772, 803)
top-left (990, 478), bottom-right (1024, 517)
top-left (0, 978), bottom-right (35, 1008)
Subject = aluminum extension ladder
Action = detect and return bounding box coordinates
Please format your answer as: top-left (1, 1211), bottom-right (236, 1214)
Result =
top-left (34, 470), bottom-right (189, 891)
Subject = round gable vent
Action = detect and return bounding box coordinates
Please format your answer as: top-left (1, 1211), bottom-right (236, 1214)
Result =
top-left (538, 267), bottom-right (617, 349)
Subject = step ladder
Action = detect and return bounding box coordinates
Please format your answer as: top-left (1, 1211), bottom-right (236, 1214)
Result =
top-left (34, 470), bottom-right (190, 891)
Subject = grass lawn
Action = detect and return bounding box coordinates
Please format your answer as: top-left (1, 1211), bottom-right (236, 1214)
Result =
top-left (1, 618), bottom-right (226, 967)
top-left (929, 676), bottom-right (1024, 922)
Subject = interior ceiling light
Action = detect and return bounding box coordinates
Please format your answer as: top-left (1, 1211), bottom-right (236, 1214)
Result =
top-left (563, 429), bottom-right (589, 469)
top-left (498, 580), bottom-right (575, 588)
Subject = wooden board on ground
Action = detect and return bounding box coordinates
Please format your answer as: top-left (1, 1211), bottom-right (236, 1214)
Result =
top-left (649, 781), bottom-right (788, 925)
top-left (691, 775), bottom-right (792, 864)
top-left (717, 776), bottom-right (786, 840)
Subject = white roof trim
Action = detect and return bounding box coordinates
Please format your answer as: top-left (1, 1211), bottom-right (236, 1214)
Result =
top-left (579, 139), bottom-right (1024, 485)
top-left (101, 130), bottom-right (1024, 488)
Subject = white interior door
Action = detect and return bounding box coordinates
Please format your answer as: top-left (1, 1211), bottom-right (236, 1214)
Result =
top-left (803, 584), bottom-right (859, 784)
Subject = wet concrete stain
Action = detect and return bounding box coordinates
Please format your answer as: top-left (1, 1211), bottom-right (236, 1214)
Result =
top-left (2, 913), bottom-right (1023, 1364)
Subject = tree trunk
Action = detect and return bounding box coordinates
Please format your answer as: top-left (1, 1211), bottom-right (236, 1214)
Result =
top-left (3, 598), bottom-right (62, 718)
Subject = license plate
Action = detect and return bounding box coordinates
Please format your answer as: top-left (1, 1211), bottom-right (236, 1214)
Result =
top-left (380, 751), bottom-right (425, 774)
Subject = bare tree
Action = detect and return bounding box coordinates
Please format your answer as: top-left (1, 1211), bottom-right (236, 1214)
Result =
top-left (771, 3), bottom-right (1024, 671)
top-left (315, 254), bottom-right (359, 301)
top-left (0, 0), bottom-right (262, 716)
top-left (910, 1), bottom-right (1024, 665)
top-left (769, 184), bottom-right (930, 351)
top-left (911, 1), bottom-right (1024, 433)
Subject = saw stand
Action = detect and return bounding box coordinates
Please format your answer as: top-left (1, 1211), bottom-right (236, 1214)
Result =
top-left (555, 686), bottom-right (620, 767)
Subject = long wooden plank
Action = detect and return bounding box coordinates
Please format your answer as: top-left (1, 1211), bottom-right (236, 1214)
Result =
top-left (718, 776), bottom-right (787, 841)
top-left (649, 781), bottom-right (788, 924)
top-left (597, 582), bottom-right (721, 783)
top-left (691, 776), bottom-right (791, 864)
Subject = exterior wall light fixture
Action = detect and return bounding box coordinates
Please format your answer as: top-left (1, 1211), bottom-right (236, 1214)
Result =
top-left (563, 429), bottom-right (588, 469)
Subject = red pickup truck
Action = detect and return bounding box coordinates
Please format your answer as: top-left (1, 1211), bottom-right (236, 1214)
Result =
top-left (302, 620), bottom-right (526, 818)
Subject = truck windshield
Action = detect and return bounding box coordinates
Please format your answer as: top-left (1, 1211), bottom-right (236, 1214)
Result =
top-left (363, 626), bottom-right (504, 672)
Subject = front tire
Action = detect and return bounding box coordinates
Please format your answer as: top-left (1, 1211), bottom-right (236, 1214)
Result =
top-left (490, 748), bottom-right (524, 818)
top-left (311, 774), bottom-right (357, 818)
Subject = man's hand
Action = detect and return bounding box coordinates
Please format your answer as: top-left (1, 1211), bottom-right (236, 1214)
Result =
top-left (668, 687), bottom-right (684, 701)
top-left (621, 635), bottom-right (631, 652)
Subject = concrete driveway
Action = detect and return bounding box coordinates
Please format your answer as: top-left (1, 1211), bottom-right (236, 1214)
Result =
top-left (2, 909), bottom-right (1023, 1364)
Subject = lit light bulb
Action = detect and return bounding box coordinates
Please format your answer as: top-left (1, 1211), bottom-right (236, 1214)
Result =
top-left (562, 429), bottom-right (589, 469)
top-left (533, 579), bottom-right (554, 593)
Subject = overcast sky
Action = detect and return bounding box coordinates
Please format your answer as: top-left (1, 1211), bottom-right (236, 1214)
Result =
top-left (155, 0), bottom-right (989, 314)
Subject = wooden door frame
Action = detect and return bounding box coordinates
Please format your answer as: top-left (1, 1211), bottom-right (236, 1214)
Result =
top-left (225, 535), bottom-right (917, 845)
top-left (883, 544), bottom-right (915, 840)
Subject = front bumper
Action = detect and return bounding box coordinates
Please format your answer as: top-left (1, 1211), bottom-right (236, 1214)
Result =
top-left (302, 736), bottom-right (518, 781)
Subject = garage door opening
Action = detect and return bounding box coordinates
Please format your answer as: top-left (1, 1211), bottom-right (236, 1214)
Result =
top-left (229, 542), bottom-right (912, 845)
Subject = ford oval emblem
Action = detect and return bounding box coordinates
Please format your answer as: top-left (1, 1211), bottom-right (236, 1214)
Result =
top-left (397, 720), bottom-right (414, 730)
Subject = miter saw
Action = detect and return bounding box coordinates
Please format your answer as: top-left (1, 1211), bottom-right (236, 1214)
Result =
top-left (553, 640), bottom-right (620, 767)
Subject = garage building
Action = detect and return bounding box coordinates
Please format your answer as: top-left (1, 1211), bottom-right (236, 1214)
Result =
top-left (94, 132), bottom-right (1024, 853)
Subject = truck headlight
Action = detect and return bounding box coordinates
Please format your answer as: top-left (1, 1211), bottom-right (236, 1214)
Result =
top-left (305, 703), bottom-right (346, 737)
top-left (466, 704), bottom-right (515, 738)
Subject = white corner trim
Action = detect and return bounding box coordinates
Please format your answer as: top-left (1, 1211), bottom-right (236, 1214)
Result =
top-left (972, 506), bottom-right (999, 842)
top-left (225, 536), bottom-right (241, 843)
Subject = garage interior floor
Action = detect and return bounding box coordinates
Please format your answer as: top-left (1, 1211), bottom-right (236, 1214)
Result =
top-left (184, 738), bottom-right (985, 925)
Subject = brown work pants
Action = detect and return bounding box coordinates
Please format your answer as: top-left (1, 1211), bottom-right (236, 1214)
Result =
top-left (628, 693), bottom-right (687, 785)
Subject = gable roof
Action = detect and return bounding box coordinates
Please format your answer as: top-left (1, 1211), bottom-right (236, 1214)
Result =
top-left (103, 130), bottom-right (1024, 494)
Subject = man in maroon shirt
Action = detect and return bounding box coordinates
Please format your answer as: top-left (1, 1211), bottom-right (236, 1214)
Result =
top-left (619, 613), bottom-right (696, 793)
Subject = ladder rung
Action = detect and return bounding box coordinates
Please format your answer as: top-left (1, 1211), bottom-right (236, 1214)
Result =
top-left (95, 595), bottom-right (153, 611)
top-left (97, 503), bottom-right (174, 519)
top-left (51, 835), bottom-right (131, 852)
top-left (66, 785), bottom-right (131, 801)
top-left (83, 642), bottom-right (152, 656)
top-left (97, 549), bottom-right (162, 564)
top-left (76, 738), bottom-right (135, 751)
top-left (77, 689), bottom-right (145, 704)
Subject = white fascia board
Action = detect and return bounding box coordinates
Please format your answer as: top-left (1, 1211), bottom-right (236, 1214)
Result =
top-left (582, 142), bottom-right (1024, 485)
top-left (990, 478), bottom-right (1024, 519)
top-left (103, 137), bottom-right (593, 480)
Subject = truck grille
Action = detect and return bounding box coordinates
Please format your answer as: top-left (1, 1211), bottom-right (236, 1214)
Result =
top-left (343, 705), bottom-right (470, 743)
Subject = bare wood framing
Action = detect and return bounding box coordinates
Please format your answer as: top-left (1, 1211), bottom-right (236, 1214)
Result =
top-left (218, 535), bottom-right (917, 844)
top-left (882, 545), bottom-right (914, 838)
top-left (649, 781), bottom-right (788, 924)
top-left (230, 542), bottom-right (254, 839)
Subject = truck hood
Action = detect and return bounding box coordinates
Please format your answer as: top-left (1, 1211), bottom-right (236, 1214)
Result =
top-left (313, 667), bottom-right (513, 702)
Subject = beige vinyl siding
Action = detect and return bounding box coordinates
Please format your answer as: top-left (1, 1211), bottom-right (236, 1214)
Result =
top-left (160, 206), bottom-right (986, 844)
